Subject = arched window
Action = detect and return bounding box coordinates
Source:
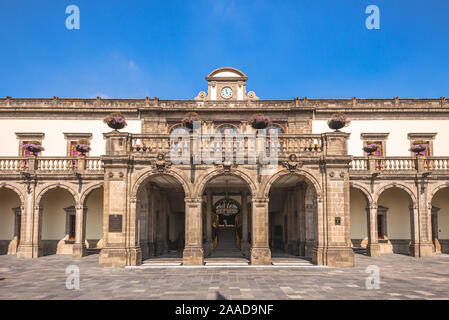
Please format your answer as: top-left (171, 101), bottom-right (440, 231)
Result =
top-left (267, 123), bottom-right (286, 153)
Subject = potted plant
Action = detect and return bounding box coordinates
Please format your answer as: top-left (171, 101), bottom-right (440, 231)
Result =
top-left (328, 113), bottom-right (350, 131)
top-left (182, 112), bottom-right (201, 130)
top-left (103, 112), bottom-right (128, 131)
top-left (23, 141), bottom-right (45, 156)
top-left (410, 140), bottom-right (428, 155)
top-left (363, 142), bottom-right (379, 156)
top-left (75, 139), bottom-right (91, 156)
top-left (249, 114), bottom-right (271, 129)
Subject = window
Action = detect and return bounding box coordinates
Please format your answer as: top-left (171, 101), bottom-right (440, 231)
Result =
top-left (63, 133), bottom-right (92, 157)
top-left (377, 206), bottom-right (388, 240)
top-left (361, 133), bottom-right (389, 156)
top-left (15, 133), bottom-right (45, 156)
top-left (64, 206), bottom-right (76, 241)
top-left (408, 133), bottom-right (437, 156)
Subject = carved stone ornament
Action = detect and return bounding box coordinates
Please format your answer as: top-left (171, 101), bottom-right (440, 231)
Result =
top-left (194, 91), bottom-right (207, 100)
top-left (154, 152), bottom-right (172, 173)
top-left (215, 159), bottom-right (237, 175)
top-left (282, 154), bottom-right (303, 172)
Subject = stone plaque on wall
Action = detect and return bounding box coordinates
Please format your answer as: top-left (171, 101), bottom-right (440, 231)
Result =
top-left (109, 214), bottom-right (123, 232)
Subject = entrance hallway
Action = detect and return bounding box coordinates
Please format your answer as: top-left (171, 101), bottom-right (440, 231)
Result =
top-left (206, 227), bottom-right (248, 265)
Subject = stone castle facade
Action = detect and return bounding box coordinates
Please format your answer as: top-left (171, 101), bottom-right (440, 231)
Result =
top-left (1, 67), bottom-right (448, 268)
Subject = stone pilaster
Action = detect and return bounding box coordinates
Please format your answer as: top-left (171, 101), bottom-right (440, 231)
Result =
top-left (250, 197), bottom-right (271, 265)
top-left (241, 191), bottom-right (250, 256)
top-left (204, 191), bottom-right (213, 257)
top-left (72, 205), bottom-right (87, 258)
top-left (366, 205), bottom-right (381, 257)
top-left (99, 131), bottom-right (141, 268)
top-left (183, 198), bottom-right (204, 265)
top-left (313, 132), bottom-right (354, 267)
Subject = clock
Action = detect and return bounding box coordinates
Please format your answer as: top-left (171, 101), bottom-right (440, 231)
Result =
top-left (221, 86), bottom-right (233, 99)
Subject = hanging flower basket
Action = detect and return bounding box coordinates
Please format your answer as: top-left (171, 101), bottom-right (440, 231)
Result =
top-left (249, 114), bottom-right (271, 129)
top-left (75, 138), bottom-right (91, 156)
top-left (328, 113), bottom-right (350, 131)
top-left (103, 112), bottom-right (128, 131)
top-left (23, 140), bottom-right (45, 156)
top-left (410, 140), bottom-right (428, 155)
top-left (182, 112), bottom-right (200, 130)
top-left (363, 142), bottom-right (379, 156)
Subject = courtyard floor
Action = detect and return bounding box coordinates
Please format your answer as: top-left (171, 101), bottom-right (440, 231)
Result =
top-left (0, 253), bottom-right (449, 299)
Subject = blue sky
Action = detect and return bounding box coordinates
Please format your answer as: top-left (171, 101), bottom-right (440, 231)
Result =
top-left (0, 0), bottom-right (448, 99)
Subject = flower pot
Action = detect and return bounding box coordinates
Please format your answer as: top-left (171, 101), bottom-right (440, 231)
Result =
top-left (364, 146), bottom-right (379, 156)
top-left (107, 120), bottom-right (126, 130)
top-left (251, 121), bottom-right (269, 130)
top-left (411, 145), bottom-right (426, 155)
top-left (184, 122), bottom-right (194, 130)
top-left (328, 120), bottom-right (346, 131)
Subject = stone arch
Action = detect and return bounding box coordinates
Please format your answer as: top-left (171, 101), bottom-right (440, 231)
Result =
top-left (0, 183), bottom-right (25, 207)
top-left (80, 183), bottom-right (104, 206)
top-left (131, 169), bottom-right (192, 200)
top-left (350, 182), bottom-right (373, 207)
top-left (375, 183), bottom-right (416, 206)
top-left (260, 169), bottom-right (321, 199)
top-left (36, 183), bottom-right (79, 206)
top-left (429, 183), bottom-right (449, 202)
top-left (194, 168), bottom-right (257, 198)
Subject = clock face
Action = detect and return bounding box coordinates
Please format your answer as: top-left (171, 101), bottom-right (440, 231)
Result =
top-left (221, 86), bottom-right (233, 99)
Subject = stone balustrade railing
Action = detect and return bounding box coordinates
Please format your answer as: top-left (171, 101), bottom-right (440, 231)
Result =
top-left (350, 156), bottom-right (449, 173)
top-left (0, 156), bottom-right (103, 173)
top-left (130, 133), bottom-right (324, 158)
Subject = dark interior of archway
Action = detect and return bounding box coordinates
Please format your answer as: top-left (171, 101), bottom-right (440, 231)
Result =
top-left (137, 175), bottom-right (185, 260)
top-left (0, 188), bottom-right (22, 255)
top-left (269, 175), bottom-right (316, 259)
top-left (202, 175), bottom-right (251, 259)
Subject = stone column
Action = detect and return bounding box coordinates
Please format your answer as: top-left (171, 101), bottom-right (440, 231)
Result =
top-left (366, 204), bottom-right (381, 257)
top-left (204, 191), bottom-right (213, 256)
top-left (313, 132), bottom-right (354, 267)
top-left (250, 197), bottom-right (271, 265)
top-left (99, 131), bottom-right (141, 268)
top-left (183, 197), bottom-right (204, 265)
top-left (72, 205), bottom-right (87, 257)
top-left (241, 191), bottom-right (250, 256)
top-left (409, 194), bottom-right (434, 257)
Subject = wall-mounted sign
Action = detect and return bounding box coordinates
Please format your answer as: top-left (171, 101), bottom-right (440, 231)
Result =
top-left (109, 214), bottom-right (123, 232)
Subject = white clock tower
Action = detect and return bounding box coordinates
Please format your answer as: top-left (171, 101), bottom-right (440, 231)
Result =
top-left (195, 67), bottom-right (259, 101)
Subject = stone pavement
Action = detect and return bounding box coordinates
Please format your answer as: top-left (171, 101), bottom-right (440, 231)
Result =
top-left (0, 253), bottom-right (449, 299)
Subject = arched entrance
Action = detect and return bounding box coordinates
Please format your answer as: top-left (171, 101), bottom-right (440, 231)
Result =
top-left (82, 186), bottom-right (104, 253)
top-left (430, 186), bottom-right (449, 254)
top-left (0, 187), bottom-right (22, 255)
top-left (350, 187), bottom-right (369, 251)
top-left (267, 173), bottom-right (318, 260)
top-left (376, 186), bottom-right (414, 255)
top-left (39, 187), bottom-right (77, 256)
top-left (135, 174), bottom-right (186, 261)
top-left (202, 175), bottom-right (252, 261)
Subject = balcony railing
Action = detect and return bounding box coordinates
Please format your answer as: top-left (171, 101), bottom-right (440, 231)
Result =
top-left (130, 133), bottom-right (325, 158)
top-left (350, 156), bottom-right (449, 173)
top-left (0, 156), bottom-right (103, 173)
